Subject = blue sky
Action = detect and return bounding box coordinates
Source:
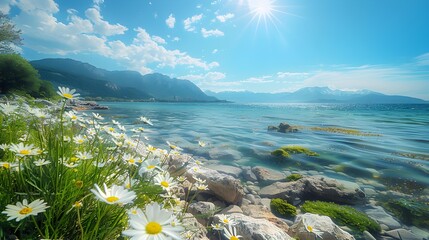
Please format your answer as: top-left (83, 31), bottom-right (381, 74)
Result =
top-left (2, 0), bottom-right (429, 99)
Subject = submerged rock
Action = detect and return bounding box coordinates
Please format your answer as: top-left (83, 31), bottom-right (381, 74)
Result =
top-left (364, 205), bottom-right (401, 230)
top-left (252, 166), bottom-right (286, 185)
top-left (289, 213), bottom-right (355, 240)
top-left (259, 176), bottom-right (366, 205)
top-left (268, 122), bottom-right (299, 133)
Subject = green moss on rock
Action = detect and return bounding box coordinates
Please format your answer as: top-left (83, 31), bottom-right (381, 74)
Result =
top-left (302, 201), bottom-right (380, 234)
top-left (310, 126), bottom-right (380, 136)
top-left (383, 198), bottom-right (429, 229)
top-left (271, 198), bottom-right (297, 217)
top-left (271, 145), bottom-right (318, 159)
top-left (286, 173), bottom-right (303, 182)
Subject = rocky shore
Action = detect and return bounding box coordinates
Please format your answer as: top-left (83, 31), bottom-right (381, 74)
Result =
top-left (167, 152), bottom-right (429, 240)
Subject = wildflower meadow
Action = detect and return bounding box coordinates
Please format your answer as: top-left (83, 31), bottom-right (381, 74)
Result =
top-left (0, 87), bottom-right (243, 240)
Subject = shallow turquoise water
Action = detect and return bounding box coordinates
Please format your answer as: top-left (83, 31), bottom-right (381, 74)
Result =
top-left (100, 102), bottom-right (429, 195)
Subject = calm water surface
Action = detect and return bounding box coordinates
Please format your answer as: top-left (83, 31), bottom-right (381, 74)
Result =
top-left (100, 102), bottom-right (429, 195)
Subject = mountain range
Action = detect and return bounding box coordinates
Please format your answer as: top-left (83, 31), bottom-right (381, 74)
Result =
top-left (206, 87), bottom-right (427, 104)
top-left (30, 58), bottom-right (427, 104)
top-left (30, 58), bottom-right (217, 102)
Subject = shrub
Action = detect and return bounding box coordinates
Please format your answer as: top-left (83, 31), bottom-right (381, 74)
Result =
top-left (270, 198), bottom-right (297, 217)
top-left (302, 201), bottom-right (380, 233)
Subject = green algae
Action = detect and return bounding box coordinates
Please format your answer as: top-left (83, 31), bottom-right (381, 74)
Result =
top-left (270, 198), bottom-right (297, 217)
top-left (286, 173), bottom-right (303, 182)
top-left (271, 145), bottom-right (319, 159)
top-left (382, 198), bottom-right (429, 229)
top-left (302, 201), bottom-right (381, 234)
top-left (309, 126), bottom-right (381, 136)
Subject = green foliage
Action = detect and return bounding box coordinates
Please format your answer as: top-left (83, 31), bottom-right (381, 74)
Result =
top-left (0, 54), bottom-right (55, 98)
top-left (302, 201), bottom-right (381, 234)
top-left (271, 145), bottom-right (318, 159)
top-left (383, 199), bottom-right (429, 229)
top-left (0, 12), bottom-right (22, 54)
top-left (286, 173), bottom-right (303, 182)
top-left (270, 198), bottom-right (297, 217)
top-left (0, 98), bottom-right (174, 239)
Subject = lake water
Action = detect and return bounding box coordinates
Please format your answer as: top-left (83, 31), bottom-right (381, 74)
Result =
top-left (101, 102), bottom-right (429, 196)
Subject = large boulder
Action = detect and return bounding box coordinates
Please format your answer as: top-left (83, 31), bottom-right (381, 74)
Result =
top-left (241, 204), bottom-right (289, 233)
top-left (168, 154), bottom-right (245, 205)
top-left (289, 213), bottom-right (355, 240)
top-left (188, 165), bottom-right (244, 205)
top-left (259, 176), bottom-right (365, 205)
top-left (219, 213), bottom-right (293, 240)
top-left (182, 213), bottom-right (209, 240)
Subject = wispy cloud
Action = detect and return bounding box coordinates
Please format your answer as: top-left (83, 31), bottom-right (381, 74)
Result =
top-left (216, 13), bottom-right (234, 22)
top-left (179, 71), bottom-right (226, 81)
top-left (85, 8), bottom-right (128, 36)
top-left (201, 28), bottom-right (224, 38)
top-left (184, 14), bottom-right (203, 32)
top-left (415, 52), bottom-right (429, 66)
top-left (165, 14), bottom-right (175, 29)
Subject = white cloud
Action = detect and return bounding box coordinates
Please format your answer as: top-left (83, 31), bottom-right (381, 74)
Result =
top-left (180, 71), bottom-right (226, 81)
top-left (216, 13), bottom-right (234, 22)
top-left (152, 35), bottom-right (166, 44)
top-left (212, 49), bottom-right (218, 54)
top-left (201, 28), bottom-right (224, 38)
top-left (172, 37), bottom-right (180, 42)
top-left (415, 52), bottom-right (429, 66)
top-left (184, 14), bottom-right (203, 32)
top-left (93, 0), bottom-right (103, 10)
top-left (241, 75), bottom-right (273, 83)
top-left (165, 14), bottom-right (175, 28)
top-left (0, 0), bottom-right (14, 14)
top-left (10, 0), bottom-right (217, 76)
top-left (85, 8), bottom-right (127, 36)
top-left (277, 71), bottom-right (309, 78)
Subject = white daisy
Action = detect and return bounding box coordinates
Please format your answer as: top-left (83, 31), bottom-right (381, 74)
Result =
top-left (73, 135), bottom-right (86, 144)
top-left (65, 110), bottom-right (80, 122)
top-left (122, 202), bottom-right (183, 239)
top-left (218, 214), bottom-right (236, 226)
top-left (112, 119), bottom-right (120, 125)
top-left (211, 222), bottom-right (224, 231)
top-left (9, 143), bottom-right (36, 157)
top-left (154, 172), bottom-right (177, 192)
top-left (303, 215), bottom-right (323, 238)
top-left (91, 183), bottom-right (136, 205)
top-left (2, 199), bottom-right (49, 222)
top-left (57, 86), bottom-right (80, 99)
top-left (0, 102), bottom-right (18, 115)
top-left (223, 225), bottom-right (242, 240)
top-left (195, 183), bottom-right (209, 191)
top-left (0, 162), bottom-right (18, 169)
top-left (76, 151), bottom-right (93, 160)
top-left (34, 159), bottom-right (51, 166)
top-left (138, 158), bottom-right (161, 176)
top-left (123, 153), bottom-right (138, 166)
top-left (92, 112), bottom-right (104, 120)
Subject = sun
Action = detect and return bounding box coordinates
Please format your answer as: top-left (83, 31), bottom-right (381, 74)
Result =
top-left (247, 0), bottom-right (283, 30)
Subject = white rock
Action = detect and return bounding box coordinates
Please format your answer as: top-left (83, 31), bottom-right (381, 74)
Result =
top-left (289, 213), bottom-right (355, 240)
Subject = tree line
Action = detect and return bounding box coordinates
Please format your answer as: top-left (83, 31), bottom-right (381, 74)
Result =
top-left (0, 12), bottom-right (56, 98)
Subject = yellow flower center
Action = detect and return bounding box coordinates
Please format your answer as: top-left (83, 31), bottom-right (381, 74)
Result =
top-left (307, 225), bottom-right (313, 232)
top-left (71, 116), bottom-right (77, 120)
top-left (131, 210), bottom-right (137, 214)
top-left (19, 207), bottom-right (33, 215)
top-left (146, 222), bottom-right (162, 234)
top-left (106, 196), bottom-right (119, 203)
top-left (230, 237), bottom-right (239, 240)
top-left (19, 149), bottom-right (30, 155)
top-left (78, 140), bottom-right (84, 143)
top-left (160, 181), bottom-right (169, 188)
top-left (147, 165), bottom-right (155, 169)
top-left (2, 163), bottom-right (10, 168)
top-left (223, 219), bottom-right (229, 224)
top-left (63, 93), bottom-right (73, 99)
top-left (128, 159), bottom-right (135, 164)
